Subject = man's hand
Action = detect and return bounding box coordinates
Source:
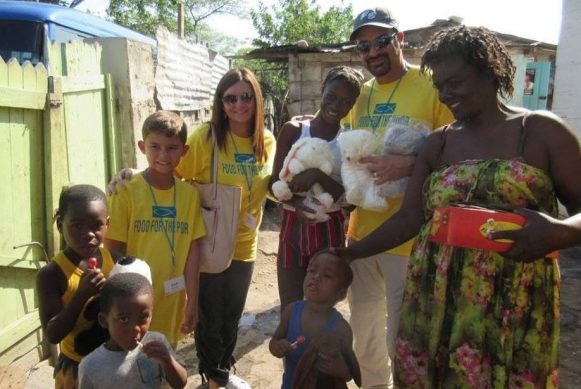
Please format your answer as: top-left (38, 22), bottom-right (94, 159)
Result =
top-left (359, 154), bottom-right (416, 184)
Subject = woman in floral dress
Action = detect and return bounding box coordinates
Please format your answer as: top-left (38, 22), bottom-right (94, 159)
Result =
top-left (338, 26), bottom-right (581, 388)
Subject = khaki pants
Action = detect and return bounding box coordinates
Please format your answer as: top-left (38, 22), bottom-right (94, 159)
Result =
top-left (347, 246), bottom-right (408, 389)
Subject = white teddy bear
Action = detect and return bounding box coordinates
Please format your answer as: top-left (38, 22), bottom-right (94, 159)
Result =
top-left (337, 130), bottom-right (387, 211)
top-left (271, 137), bottom-right (335, 221)
top-left (338, 125), bottom-right (429, 211)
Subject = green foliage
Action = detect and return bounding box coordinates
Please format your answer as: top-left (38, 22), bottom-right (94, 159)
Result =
top-left (107, 0), bottom-right (244, 50)
top-left (250, 0), bottom-right (353, 48)
top-left (245, 0), bottom-right (353, 133)
top-left (107, 0), bottom-right (179, 36)
top-left (234, 55), bottom-right (289, 134)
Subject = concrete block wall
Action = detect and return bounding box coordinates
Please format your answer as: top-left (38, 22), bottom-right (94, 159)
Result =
top-left (288, 52), bottom-right (367, 117)
top-left (93, 38), bottom-right (156, 169)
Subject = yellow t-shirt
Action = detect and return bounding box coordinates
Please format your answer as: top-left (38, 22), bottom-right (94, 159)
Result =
top-left (175, 123), bottom-right (276, 261)
top-left (53, 247), bottom-right (114, 362)
top-left (342, 66), bottom-right (454, 256)
top-left (106, 173), bottom-right (206, 345)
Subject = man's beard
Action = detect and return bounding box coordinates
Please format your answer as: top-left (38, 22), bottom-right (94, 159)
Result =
top-left (365, 54), bottom-right (392, 77)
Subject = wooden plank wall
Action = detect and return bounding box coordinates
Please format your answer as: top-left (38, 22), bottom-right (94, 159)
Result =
top-left (1, 39), bottom-right (117, 365)
top-left (0, 58), bottom-right (48, 365)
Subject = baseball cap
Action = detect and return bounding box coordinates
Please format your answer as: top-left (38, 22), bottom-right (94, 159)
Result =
top-left (350, 8), bottom-right (399, 41)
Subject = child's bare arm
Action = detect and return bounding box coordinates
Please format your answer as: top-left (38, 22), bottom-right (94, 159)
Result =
top-left (269, 303), bottom-right (294, 358)
top-left (142, 340), bottom-right (187, 389)
top-left (37, 263), bottom-right (105, 343)
top-left (181, 239), bottom-right (200, 334)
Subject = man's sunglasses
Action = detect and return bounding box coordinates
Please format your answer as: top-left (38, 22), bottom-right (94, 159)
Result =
top-left (355, 32), bottom-right (398, 55)
top-left (222, 92), bottom-right (255, 105)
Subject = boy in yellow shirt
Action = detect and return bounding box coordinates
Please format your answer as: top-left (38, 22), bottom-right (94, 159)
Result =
top-left (105, 111), bottom-right (206, 347)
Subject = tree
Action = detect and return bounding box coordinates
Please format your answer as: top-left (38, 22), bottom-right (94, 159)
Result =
top-left (107, 0), bottom-right (244, 49)
top-left (241, 0), bottom-right (353, 133)
top-left (250, 0), bottom-right (353, 48)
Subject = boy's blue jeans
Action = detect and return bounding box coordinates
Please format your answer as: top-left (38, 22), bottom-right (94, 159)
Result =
top-left (195, 260), bottom-right (254, 386)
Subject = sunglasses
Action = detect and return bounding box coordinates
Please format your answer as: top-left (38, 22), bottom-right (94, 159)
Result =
top-left (222, 92), bottom-right (255, 105)
top-left (355, 32), bottom-right (398, 55)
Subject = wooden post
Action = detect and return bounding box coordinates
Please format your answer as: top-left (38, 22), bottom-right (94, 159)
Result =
top-left (104, 73), bottom-right (120, 180)
top-left (43, 74), bottom-right (68, 257)
top-left (178, 1), bottom-right (185, 39)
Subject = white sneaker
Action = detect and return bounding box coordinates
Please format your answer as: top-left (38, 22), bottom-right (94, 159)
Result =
top-left (225, 374), bottom-right (251, 389)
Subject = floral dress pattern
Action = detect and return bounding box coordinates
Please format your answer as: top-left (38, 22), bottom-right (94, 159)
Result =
top-left (394, 159), bottom-right (560, 388)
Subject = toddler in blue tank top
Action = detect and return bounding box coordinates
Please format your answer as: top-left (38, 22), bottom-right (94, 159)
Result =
top-left (269, 249), bottom-right (361, 388)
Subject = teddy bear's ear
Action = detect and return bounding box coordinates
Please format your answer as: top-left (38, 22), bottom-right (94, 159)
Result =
top-left (280, 138), bottom-right (307, 179)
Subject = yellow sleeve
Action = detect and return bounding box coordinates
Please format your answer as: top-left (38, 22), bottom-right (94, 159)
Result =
top-left (106, 187), bottom-right (132, 243)
top-left (175, 123), bottom-right (212, 181)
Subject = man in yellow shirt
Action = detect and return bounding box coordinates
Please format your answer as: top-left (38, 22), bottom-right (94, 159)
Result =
top-left (341, 8), bottom-right (453, 388)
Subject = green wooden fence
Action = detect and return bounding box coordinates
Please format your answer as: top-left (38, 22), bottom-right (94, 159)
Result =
top-left (0, 40), bottom-right (117, 365)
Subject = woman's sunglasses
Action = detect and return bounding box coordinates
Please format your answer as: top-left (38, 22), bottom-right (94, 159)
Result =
top-left (355, 32), bottom-right (398, 55)
top-left (222, 92), bottom-right (255, 105)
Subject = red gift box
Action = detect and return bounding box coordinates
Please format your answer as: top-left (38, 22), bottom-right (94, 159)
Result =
top-left (429, 205), bottom-right (526, 252)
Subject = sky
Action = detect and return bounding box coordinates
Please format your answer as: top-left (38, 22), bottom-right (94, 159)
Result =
top-left (77, 0), bottom-right (563, 46)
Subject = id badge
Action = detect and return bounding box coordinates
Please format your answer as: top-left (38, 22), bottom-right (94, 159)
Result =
top-left (164, 275), bottom-right (185, 296)
top-left (244, 212), bottom-right (257, 230)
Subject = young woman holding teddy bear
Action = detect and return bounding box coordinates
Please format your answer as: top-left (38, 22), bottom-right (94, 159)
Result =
top-left (269, 65), bottom-right (364, 312)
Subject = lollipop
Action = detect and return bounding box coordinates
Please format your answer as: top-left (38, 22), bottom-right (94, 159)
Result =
top-left (291, 335), bottom-right (306, 349)
top-left (88, 257), bottom-right (97, 270)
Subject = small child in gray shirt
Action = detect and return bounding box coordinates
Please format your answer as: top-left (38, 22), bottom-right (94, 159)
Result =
top-left (79, 272), bottom-right (187, 389)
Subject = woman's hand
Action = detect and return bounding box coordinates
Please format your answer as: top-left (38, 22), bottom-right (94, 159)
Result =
top-left (107, 168), bottom-right (136, 195)
top-left (181, 300), bottom-right (198, 334)
top-left (330, 246), bottom-right (354, 264)
top-left (490, 208), bottom-right (561, 262)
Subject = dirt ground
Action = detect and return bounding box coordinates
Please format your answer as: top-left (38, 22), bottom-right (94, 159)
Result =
top-left (21, 203), bottom-right (581, 388)
top-left (177, 203), bottom-right (356, 389)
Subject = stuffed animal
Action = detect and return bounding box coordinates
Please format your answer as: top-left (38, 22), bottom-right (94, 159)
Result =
top-left (338, 125), bottom-right (429, 211)
top-left (377, 124), bottom-right (429, 198)
top-left (292, 333), bottom-right (361, 389)
top-left (337, 130), bottom-right (387, 211)
top-left (271, 137), bottom-right (335, 221)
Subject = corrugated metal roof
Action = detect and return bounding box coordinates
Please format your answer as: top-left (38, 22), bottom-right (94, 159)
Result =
top-left (244, 20), bottom-right (556, 61)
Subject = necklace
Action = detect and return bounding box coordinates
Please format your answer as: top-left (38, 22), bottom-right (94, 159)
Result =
top-left (228, 131), bottom-right (255, 205)
top-left (366, 73), bottom-right (405, 133)
top-left (144, 169), bottom-right (177, 269)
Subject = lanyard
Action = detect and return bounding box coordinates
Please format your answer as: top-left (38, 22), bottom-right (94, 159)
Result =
top-left (144, 169), bottom-right (177, 269)
top-left (228, 131), bottom-right (255, 205)
top-left (366, 74), bottom-right (405, 133)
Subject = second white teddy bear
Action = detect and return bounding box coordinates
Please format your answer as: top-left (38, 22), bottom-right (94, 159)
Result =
top-left (338, 125), bottom-right (429, 211)
top-left (271, 137), bottom-right (335, 221)
top-left (337, 130), bottom-right (387, 211)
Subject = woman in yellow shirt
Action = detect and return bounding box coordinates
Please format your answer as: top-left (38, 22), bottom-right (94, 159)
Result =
top-left (176, 68), bottom-right (275, 389)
